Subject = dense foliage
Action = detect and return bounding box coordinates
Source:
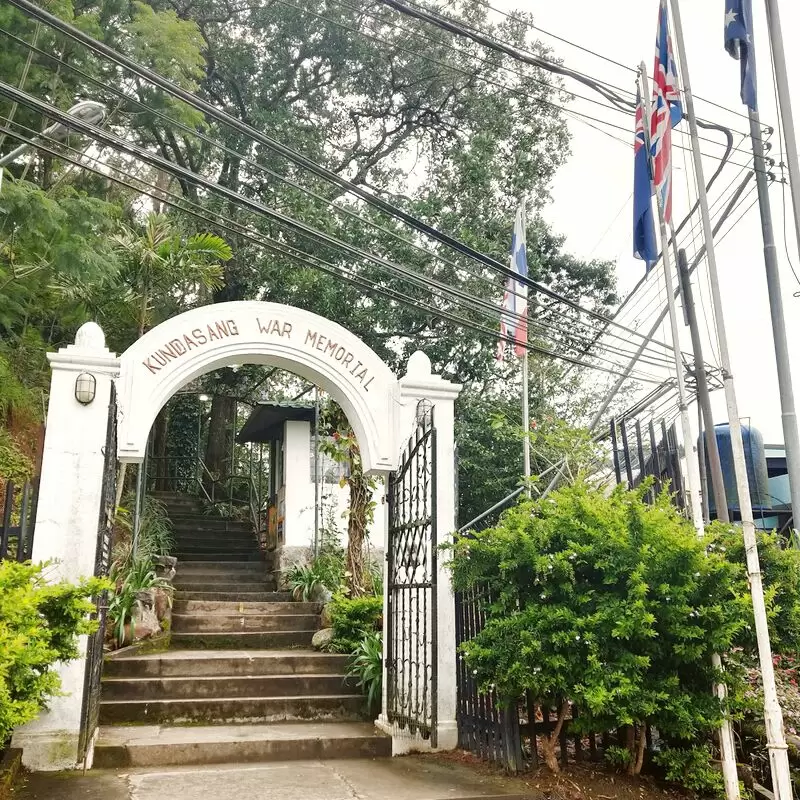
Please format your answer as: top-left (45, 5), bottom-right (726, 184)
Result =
top-left (0, 561), bottom-right (108, 742)
top-left (450, 482), bottom-right (756, 774)
top-left (107, 494), bottom-right (174, 647)
top-left (328, 594), bottom-right (383, 655)
top-left (0, 0), bottom-right (616, 520)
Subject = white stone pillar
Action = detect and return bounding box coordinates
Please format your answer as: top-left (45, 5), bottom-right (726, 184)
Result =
top-left (378, 351), bottom-right (461, 753)
top-left (12, 322), bottom-right (119, 771)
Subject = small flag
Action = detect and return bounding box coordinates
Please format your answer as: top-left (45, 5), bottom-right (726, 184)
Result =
top-left (498, 203), bottom-right (528, 361)
top-left (725, 0), bottom-right (757, 111)
top-left (651, 0), bottom-right (683, 225)
top-left (633, 86), bottom-right (658, 271)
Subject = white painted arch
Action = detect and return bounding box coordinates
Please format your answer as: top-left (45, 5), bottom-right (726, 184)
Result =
top-left (117, 301), bottom-right (399, 473)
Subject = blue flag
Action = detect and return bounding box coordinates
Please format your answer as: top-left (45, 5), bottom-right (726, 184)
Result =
top-left (725, 0), bottom-right (757, 111)
top-left (633, 88), bottom-right (657, 271)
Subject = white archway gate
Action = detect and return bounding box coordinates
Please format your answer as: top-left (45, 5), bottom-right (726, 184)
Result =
top-left (12, 302), bottom-right (461, 770)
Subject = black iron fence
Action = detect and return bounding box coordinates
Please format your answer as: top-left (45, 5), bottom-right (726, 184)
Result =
top-left (0, 479), bottom-right (38, 562)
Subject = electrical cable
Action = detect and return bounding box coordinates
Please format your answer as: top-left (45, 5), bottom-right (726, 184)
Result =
top-left (464, 0), bottom-right (765, 126)
top-left (286, 0), bottom-right (759, 165)
top-left (0, 108), bottom-right (678, 383)
top-left (0, 25), bottom-right (686, 368)
top-left (2, 0), bottom-right (690, 353)
top-left (0, 120), bottom-right (673, 385)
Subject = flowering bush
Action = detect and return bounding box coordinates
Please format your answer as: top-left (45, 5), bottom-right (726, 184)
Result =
top-left (450, 481), bottom-right (750, 774)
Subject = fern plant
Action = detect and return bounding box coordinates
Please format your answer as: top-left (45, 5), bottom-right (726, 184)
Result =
top-left (346, 632), bottom-right (383, 715)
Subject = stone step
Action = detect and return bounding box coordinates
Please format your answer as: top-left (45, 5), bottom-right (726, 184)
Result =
top-left (93, 722), bottom-right (390, 768)
top-left (103, 650), bottom-right (349, 679)
top-left (174, 542), bottom-right (260, 553)
top-left (173, 552), bottom-right (264, 563)
top-left (171, 613), bottom-right (319, 633)
top-left (173, 599), bottom-right (318, 615)
top-left (101, 674), bottom-right (356, 701)
top-left (99, 694), bottom-right (365, 725)
top-left (173, 582), bottom-right (278, 594)
top-left (170, 630), bottom-right (316, 649)
top-left (171, 518), bottom-right (253, 531)
top-left (176, 562), bottom-right (269, 576)
top-left (174, 590), bottom-right (290, 602)
top-left (173, 536), bottom-right (257, 548)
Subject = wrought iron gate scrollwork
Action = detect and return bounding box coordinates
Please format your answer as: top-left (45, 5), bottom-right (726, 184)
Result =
top-left (78, 384), bottom-right (117, 764)
top-left (387, 400), bottom-right (437, 746)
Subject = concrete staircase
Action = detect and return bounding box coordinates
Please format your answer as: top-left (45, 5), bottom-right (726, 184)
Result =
top-left (95, 492), bottom-right (389, 768)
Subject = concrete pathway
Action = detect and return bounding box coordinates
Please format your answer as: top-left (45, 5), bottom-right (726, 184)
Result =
top-left (17, 757), bottom-right (534, 800)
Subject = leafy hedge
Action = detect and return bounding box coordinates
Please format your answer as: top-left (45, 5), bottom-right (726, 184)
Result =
top-left (0, 561), bottom-right (108, 743)
top-left (328, 594), bottom-right (382, 654)
top-left (449, 481), bottom-right (762, 775)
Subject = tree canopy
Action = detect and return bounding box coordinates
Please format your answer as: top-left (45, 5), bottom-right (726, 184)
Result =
top-left (0, 0), bottom-right (617, 513)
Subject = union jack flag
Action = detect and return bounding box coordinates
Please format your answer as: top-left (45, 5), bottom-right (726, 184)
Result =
top-left (633, 86), bottom-right (657, 269)
top-left (651, 0), bottom-right (683, 225)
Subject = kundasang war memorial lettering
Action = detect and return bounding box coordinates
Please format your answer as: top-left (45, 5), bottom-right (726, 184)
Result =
top-left (140, 314), bottom-right (375, 392)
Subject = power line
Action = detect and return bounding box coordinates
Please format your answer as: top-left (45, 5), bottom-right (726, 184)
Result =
top-left (0, 119), bottom-right (672, 385)
top-left (3, 0), bottom-right (679, 354)
top-left (0, 107), bottom-right (677, 383)
top-left (0, 25), bottom-right (742, 373)
top-left (0, 1), bottom-right (688, 356)
top-left (301, 0), bottom-right (759, 163)
top-left (463, 0), bottom-right (764, 126)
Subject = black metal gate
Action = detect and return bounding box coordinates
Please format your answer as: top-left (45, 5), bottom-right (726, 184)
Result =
top-left (78, 385), bottom-right (117, 764)
top-left (386, 400), bottom-right (437, 745)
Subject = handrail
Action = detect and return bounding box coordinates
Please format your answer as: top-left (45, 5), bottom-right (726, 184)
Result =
top-left (458, 486), bottom-right (524, 534)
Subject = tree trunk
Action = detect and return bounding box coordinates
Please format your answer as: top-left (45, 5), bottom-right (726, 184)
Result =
top-left (152, 407), bottom-right (170, 492)
top-left (346, 471), bottom-right (370, 597)
top-left (541, 701), bottom-right (571, 774)
top-left (203, 393), bottom-right (235, 498)
top-left (630, 724), bottom-right (647, 776)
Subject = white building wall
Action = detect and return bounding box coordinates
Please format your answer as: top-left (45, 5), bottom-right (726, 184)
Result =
top-left (276, 419), bottom-right (386, 573)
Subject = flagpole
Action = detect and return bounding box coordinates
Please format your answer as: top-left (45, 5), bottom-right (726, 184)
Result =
top-left (747, 109), bottom-right (800, 534)
top-left (668, 2), bottom-right (793, 797)
top-left (763, 0), bottom-right (800, 265)
top-left (638, 64), bottom-right (704, 537)
top-left (522, 349), bottom-right (531, 493)
top-left (520, 195), bottom-right (532, 495)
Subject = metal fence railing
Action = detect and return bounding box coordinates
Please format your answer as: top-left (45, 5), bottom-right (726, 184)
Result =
top-left (0, 480), bottom-right (37, 562)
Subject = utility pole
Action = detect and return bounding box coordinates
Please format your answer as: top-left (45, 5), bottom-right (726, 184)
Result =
top-left (677, 250), bottom-right (730, 524)
top-left (763, 0), bottom-right (800, 263)
top-left (670, 2), bottom-right (793, 796)
top-left (639, 64), bottom-right (704, 536)
top-left (746, 110), bottom-right (800, 531)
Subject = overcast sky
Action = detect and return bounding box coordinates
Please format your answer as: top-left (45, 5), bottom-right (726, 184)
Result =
top-left (495, 0), bottom-right (800, 444)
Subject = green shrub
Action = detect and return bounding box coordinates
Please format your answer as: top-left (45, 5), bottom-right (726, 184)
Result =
top-left (707, 521), bottom-right (800, 654)
top-left (328, 594), bottom-right (382, 654)
top-left (654, 745), bottom-right (726, 798)
top-left (347, 631), bottom-right (383, 714)
top-left (0, 561), bottom-right (109, 742)
top-left (115, 493), bottom-right (174, 561)
top-left (285, 563), bottom-right (324, 602)
top-left (449, 481), bottom-right (749, 773)
top-left (0, 428), bottom-right (34, 485)
top-left (604, 744), bottom-right (633, 771)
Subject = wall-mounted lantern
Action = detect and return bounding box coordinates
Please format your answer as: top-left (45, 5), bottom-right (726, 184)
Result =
top-left (74, 372), bottom-right (97, 405)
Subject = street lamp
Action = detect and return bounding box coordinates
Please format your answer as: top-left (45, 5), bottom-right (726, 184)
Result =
top-left (0, 100), bottom-right (107, 190)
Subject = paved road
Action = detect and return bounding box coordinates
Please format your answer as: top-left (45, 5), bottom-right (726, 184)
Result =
top-left (17, 757), bottom-right (534, 800)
